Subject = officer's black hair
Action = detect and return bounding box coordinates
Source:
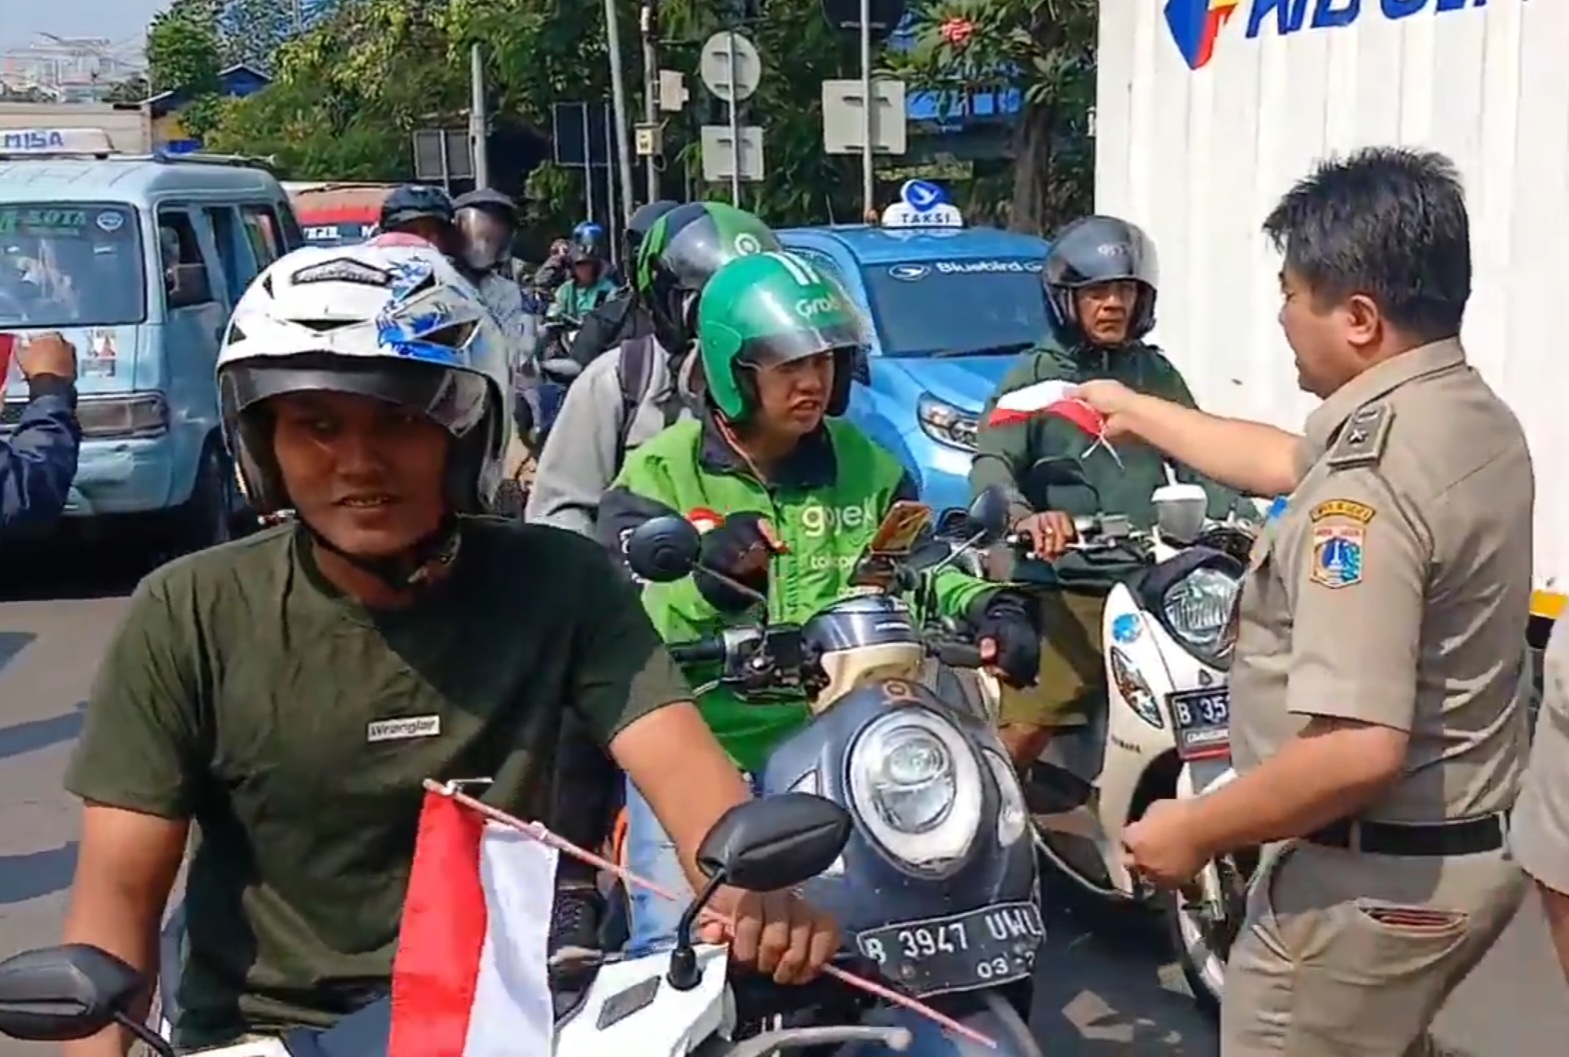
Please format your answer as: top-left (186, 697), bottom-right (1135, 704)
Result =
top-left (1262, 146), bottom-right (1470, 342)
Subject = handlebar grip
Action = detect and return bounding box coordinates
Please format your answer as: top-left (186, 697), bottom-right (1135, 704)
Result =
top-left (669, 640), bottom-right (726, 665)
top-left (932, 640), bottom-right (986, 669)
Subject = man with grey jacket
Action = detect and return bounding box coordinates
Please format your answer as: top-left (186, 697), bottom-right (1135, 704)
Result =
top-left (524, 200), bottom-right (785, 534)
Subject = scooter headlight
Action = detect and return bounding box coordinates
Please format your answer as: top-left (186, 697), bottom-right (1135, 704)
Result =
top-left (1162, 567), bottom-right (1241, 666)
top-left (849, 710), bottom-right (982, 872)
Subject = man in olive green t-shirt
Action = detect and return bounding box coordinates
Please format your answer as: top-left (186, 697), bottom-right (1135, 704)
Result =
top-left (60, 243), bottom-right (840, 1056)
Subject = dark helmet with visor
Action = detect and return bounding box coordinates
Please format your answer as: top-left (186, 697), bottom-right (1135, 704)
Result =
top-left (634, 201), bottom-right (783, 355)
top-left (452, 188), bottom-right (519, 273)
top-left (1042, 215), bottom-right (1160, 345)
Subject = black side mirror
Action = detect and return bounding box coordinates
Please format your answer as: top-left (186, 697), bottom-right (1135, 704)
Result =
top-left (666, 794), bottom-right (851, 991)
top-left (0, 945), bottom-right (162, 1052)
top-left (625, 516), bottom-right (702, 583)
top-left (696, 793), bottom-right (852, 892)
top-left (965, 486), bottom-right (1012, 543)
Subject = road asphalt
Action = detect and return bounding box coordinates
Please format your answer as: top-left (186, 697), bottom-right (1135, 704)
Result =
top-left (0, 551), bottom-right (1563, 1056)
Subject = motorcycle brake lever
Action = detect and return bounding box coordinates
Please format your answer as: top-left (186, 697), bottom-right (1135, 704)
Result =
top-left (723, 1025), bottom-right (913, 1057)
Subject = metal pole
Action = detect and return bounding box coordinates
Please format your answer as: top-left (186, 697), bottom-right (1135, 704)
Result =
top-left (469, 43), bottom-right (490, 188)
top-left (726, 31), bottom-right (741, 206)
top-left (581, 103), bottom-right (597, 225)
top-left (858, 0), bottom-right (874, 217)
top-left (604, 0), bottom-right (637, 225)
top-left (603, 109), bottom-right (619, 266)
top-left (640, 2), bottom-right (660, 202)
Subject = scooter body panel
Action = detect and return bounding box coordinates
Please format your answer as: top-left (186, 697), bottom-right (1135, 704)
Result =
top-left (554, 947), bottom-right (732, 1057)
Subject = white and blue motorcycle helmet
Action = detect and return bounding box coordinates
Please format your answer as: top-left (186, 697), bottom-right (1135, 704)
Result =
top-left (215, 242), bottom-right (513, 515)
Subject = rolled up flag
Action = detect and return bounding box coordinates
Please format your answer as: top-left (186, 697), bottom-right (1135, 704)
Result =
top-left (985, 379), bottom-right (1122, 465)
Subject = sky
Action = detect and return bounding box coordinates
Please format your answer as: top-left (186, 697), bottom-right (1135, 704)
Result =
top-left (0, 0), bottom-right (169, 54)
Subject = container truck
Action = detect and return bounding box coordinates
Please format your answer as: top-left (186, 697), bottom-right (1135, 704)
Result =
top-left (1094, 0), bottom-right (1562, 640)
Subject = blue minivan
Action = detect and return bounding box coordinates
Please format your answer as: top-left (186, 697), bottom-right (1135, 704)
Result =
top-left (780, 217), bottom-right (1049, 515)
top-left (0, 128), bottom-right (302, 547)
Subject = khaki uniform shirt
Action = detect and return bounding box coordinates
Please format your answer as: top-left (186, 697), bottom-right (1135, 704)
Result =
top-left (1229, 339), bottom-right (1534, 822)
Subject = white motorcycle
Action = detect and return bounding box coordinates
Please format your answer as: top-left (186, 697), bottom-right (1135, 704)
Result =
top-left (1019, 482), bottom-right (1258, 1010)
top-left (0, 797), bottom-right (914, 1057)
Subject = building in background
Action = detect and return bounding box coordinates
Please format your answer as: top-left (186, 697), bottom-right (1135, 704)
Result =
top-left (146, 64), bottom-right (271, 153)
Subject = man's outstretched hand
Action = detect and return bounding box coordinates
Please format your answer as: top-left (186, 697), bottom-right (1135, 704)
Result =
top-left (1071, 379), bottom-right (1140, 441)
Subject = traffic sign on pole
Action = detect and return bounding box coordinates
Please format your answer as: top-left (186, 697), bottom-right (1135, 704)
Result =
top-left (821, 79), bottom-right (908, 156)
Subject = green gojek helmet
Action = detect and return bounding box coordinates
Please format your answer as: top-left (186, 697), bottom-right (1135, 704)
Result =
top-left (634, 201), bottom-right (783, 356)
top-left (697, 250), bottom-right (869, 420)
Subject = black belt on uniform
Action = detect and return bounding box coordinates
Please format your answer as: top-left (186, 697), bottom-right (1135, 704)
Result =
top-left (1305, 812), bottom-right (1508, 857)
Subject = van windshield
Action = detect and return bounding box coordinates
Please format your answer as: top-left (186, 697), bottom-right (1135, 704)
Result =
top-left (0, 203), bottom-right (145, 328)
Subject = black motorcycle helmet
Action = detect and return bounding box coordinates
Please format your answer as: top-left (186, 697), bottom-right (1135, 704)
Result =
top-left (452, 188), bottom-right (518, 272)
top-left (1042, 215), bottom-right (1160, 346)
top-left (624, 199), bottom-right (680, 264)
top-left (633, 201), bottom-right (782, 355)
top-left (379, 184), bottom-right (456, 232)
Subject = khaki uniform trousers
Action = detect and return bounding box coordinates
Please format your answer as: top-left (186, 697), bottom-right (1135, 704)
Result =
top-left (1222, 840), bottom-right (1526, 1057)
top-left (997, 587), bottom-right (1106, 729)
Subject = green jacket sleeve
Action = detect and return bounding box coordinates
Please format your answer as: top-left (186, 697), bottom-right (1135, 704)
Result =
top-left (970, 349), bottom-right (1075, 516)
top-left (1145, 349), bottom-right (1257, 519)
top-left (598, 454), bottom-right (755, 648)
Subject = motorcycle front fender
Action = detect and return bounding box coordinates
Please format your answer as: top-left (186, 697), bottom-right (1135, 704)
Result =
top-left (835, 990), bottom-right (1042, 1057)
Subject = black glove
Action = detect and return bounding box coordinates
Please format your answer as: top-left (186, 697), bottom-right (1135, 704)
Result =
top-left (694, 512), bottom-right (774, 611)
top-left (973, 596), bottom-right (1040, 689)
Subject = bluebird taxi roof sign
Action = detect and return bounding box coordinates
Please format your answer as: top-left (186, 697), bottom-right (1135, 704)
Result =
top-left (0, 128), bottom-right (119, 157)
top-left (881, 179), bottom-right (964, 229)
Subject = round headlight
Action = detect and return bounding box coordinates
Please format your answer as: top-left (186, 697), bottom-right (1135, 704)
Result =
top-left (848, 709), bottom-right (983, 872)
top-left (1162, 567), bottom-right (1240, 654)
top-left (870, 725), bottom-right (955, 833)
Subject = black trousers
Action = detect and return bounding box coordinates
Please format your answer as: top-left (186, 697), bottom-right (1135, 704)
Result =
top-left (550, 709), bottom-right (620, 887)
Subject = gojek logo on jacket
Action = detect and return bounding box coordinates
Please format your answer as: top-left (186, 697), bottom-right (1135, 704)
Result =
top-left (1166, 0), bottom-right (1500, 72)
top-left (800, 497), bottom-right (880, 538)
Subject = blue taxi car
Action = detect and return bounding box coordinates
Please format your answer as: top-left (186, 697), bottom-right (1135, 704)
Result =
top-left (780, 210), bottom-right (1049, 515)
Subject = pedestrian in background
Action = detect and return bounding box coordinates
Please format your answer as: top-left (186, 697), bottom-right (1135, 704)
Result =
top-left (0, 331), bottom-right (80, 529)
top-left (1074, 147), bottom-right (1534, 1056)
top-left (1509, 620), bottom-right (1569, 986)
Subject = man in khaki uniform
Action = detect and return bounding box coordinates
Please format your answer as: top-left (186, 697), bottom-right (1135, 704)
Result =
top-left (1511, 620), bottom-right (1569, 984)
top-left (1073, 146), bottom-right (1534, 1056)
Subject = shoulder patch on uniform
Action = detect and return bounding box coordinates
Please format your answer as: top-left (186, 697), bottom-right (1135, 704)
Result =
top-left (1308, 498), bottom-right (1376, 524)
top-left (1310, 522), bottom-right (1365, 589)
top-left (1326, 403), bottom-right (1393, 469)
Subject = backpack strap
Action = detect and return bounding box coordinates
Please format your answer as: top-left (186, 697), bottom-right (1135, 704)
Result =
top-left (615, 336), bottom-right (658, 467)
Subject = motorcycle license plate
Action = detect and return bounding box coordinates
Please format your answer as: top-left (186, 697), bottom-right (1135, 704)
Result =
top-left (1168, 687), bottom-right (1231, 761)
top-left (854, 902), bottom-right (1044, 998)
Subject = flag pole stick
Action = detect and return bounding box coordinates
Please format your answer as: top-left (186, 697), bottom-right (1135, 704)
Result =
top-left (422, 779), bottom-right (999, 1049)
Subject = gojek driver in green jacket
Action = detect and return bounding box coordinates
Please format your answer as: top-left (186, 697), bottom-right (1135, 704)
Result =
top-left (598, 249), bottom-right (1041, 954)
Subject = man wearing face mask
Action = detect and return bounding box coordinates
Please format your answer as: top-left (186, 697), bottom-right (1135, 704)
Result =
top-left (971, 215), bottom-right (1248, 772)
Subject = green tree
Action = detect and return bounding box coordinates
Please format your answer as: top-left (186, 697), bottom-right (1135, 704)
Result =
top-left (145, 0), bottom-right (225, 137)
top-left (218, 0), bottom-right (301, 72)
top-left (887, 0), bottom-right (1095, 233)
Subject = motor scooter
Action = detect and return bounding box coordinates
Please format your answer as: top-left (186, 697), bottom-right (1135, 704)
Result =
top-left (1017, 482), bottom-right (1257, 1010)
top-left (0, 798), bottom-right (921, 1057)
top-left (616, 488), bottom-right (1046, 1056)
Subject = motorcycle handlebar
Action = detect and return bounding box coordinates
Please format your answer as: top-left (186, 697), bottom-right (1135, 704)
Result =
top-left (931, 639), bottom-right (985, 669)
top-left (669, 639), bottom-right (727, 665)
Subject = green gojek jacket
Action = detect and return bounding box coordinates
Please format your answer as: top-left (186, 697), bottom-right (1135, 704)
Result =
top-left (599, 414), bottom-right (1006, 772)
top-left (970, 336), bottom-right (1253, 592)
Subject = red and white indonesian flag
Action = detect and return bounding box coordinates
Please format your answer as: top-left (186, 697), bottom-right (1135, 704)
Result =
top-left (389, 791), bottom-right (559, 1057)
top-left (986, 379), bottom-right (1121, 464)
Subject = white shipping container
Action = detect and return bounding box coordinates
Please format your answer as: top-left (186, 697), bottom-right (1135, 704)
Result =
top-left (1094, 0), bottom-right (1566, 621)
